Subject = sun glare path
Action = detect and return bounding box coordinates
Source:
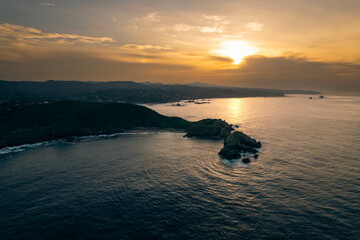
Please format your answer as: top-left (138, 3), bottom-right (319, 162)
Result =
top-left (217, 41), bottom-right (258, 64)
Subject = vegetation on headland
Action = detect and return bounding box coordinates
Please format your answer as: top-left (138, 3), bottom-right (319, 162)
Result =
top-left (1, 79), bottom-right (271, 158)
top-left (0, 101), bottom-right (191, 149)
top-left (0, 101), bottom-right (262, 163)
top-left (184, 119), bottom-right (234, 139)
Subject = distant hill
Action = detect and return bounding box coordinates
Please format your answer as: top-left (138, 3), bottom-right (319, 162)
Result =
top-left (185, 82), bottom-right (321, 95)
top-left (0, 101), bottom-right (191, 148)
top-left (184, 82), bottom-right (229, 88)
top-left (280, 89), bottom-right (323, 94)
top-left (0, 80), bottom-right (320, 104)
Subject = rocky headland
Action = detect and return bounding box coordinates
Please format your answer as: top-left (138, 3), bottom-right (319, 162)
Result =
top-left (218, 131), bottom-right (262, 161)
top-left (184, 119), bottom-right (262, 164)
top-left (0, 101), bottom-right (191, 149)
top-left (184, 119), bottom-right (234, 139)
top-left (0, 102), bottom-right (261, 163)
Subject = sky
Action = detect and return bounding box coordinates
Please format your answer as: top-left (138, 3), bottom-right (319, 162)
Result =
top-left (0, 0), bottom-right (359, 91)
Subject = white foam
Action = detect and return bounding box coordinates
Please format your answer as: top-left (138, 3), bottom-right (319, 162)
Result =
top-left (222, 158), bottom-right (249, 167)
top-left (0, 131), bottom-right (155, 155)
top-left (0, 141), bottom-right (56, 155)
top-left (220, 150), bottom-right (261, 167)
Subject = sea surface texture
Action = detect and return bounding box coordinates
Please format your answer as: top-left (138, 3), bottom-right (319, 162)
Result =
top-left (1, 95), bottom-right (359, 239)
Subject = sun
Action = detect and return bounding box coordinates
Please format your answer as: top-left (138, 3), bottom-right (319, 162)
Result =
top-left (216, 40), bottom-right (258, 64)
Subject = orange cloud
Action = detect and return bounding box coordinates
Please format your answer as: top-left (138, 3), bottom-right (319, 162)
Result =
top-left (0, 23), bottom-right (115, 46)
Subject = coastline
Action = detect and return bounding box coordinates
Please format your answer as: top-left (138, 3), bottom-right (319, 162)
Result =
top-left (0, 128), bottom-right (187, 155)
top-left (0, 101), bottom-right (192, 151)
top-left (125, 127), bottom-right (186, 133)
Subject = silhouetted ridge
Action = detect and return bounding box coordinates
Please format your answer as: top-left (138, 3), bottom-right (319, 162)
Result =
top-left (0, 80), bottom-right (294, 103)
top-left (0, 101), bottom-right (191, 148)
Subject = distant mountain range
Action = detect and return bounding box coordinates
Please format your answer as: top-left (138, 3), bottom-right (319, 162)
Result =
top-left (184, 82), bottom-right (321, 94)
top-left (0, 80), bottom-right (320, 104)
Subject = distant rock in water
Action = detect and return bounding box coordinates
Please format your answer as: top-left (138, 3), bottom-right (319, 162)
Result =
top-left (184, 119), bottom-right (233, 139)
top-left (242, 158), bottom-right (251, 164)
top-left (219, 131), bottom-right (262, 160)
top-left (194, 101), bottom-right (210, 104)
top-left (171, 103), bottom-right (183, 106)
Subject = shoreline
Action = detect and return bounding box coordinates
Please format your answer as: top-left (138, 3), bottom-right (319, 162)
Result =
top-left (0, 128), bottom-right (187, 155)
top-left (126, 127), bottom-right (186, 133)
top-left (0, 101), bottom-right (192, 151)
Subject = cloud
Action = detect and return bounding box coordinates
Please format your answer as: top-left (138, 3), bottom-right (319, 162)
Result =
top-left (1, 23), bottom-right (359, 92)
top-left (221, 33), bottom-right (245, 38)
top-left (173, 24), bottom-right (197, 32)
top-left (216, 55), bottom-right (360, 91)
top-left (0, 48), bottom-right (359, 92)
top-left (202, 15), bottom-right (226, 21)
top-left (131, 12), bottom-right (160, 24)
top-left (127, 12), bottom-right (162, 30)
top-left (0, 23), bottom-right (115, 46)
top-left (0, 23), bottom-right (176, 64)
top-left (40, 3), bottom-right (55, 6)
top-left (0, 50), bottom-right (194, 82)
top-left (207, 55), bottom-right (234, 63)
top-left (173, 23), bottom-right (223, 33)
top-left (246, 22), bottom-right (263, 32)
top-left (109, 14), bottom-right (118, 23)
top-left (171, 15), bottom-right (228, 33)
top-left (127, 13), bottom-right (229, 39)
top-left (143, 12), bottom-right (160, 22)
top-left (121, 44), bottom-right (172, 51)
top-left (201, 26), bottom-right (223, 33)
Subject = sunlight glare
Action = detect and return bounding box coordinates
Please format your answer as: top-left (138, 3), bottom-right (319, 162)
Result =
top-left (217, 41), bottom-right (258, 64)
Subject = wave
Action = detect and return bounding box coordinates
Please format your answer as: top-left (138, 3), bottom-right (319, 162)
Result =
top-left (0, 132), bottom-right (154, 155)
top-left (220, 149), bottom-right (262, 167)
top-left (0, 140), bottom-right (59, 155)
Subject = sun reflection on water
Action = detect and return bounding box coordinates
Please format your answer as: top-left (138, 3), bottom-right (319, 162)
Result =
top-left (227, 98), bottom-right (244, 123)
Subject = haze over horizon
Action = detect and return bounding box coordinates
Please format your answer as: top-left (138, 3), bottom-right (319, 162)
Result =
top-left (1, 0), bottom-right (360, 92)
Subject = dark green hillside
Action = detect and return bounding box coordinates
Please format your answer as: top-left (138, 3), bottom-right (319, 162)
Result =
top-left (0, 101), bottom-right (191, 148)
top-left (0, 80), bottom-right (286, 104)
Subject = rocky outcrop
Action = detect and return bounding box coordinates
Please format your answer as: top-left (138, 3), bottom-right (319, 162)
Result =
top-left (184, 119), bottom-right (262, 162)
top-left (218, 131), bottom-right (262, 160)
top-left (184, 119), bottom-right (233, 139)
top-left (242, 158), bottom-right (251, 164)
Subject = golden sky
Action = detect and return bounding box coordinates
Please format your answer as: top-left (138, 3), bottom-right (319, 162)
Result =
top-left (1, 0), bottom-right (360, 91)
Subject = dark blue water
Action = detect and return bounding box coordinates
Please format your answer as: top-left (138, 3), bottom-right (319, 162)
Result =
top-left (1, 95), bottom-right (360, 239)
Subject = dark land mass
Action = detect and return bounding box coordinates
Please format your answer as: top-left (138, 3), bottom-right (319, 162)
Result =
top-left (0, 80), bottom-right (319, 109)
top-left (183, 119), bottom-right (262, 162)
top-left (185, 82), bottom-right (322, 95)
top-left (0, 101), bottom-right (261, 162)
top-left (184, 119), bottom-right (234, 139)
top-left (0, 101), bottom-right (191, 149)
top-left (0, 80), bottom-right (271, 156)
top-left (218, 131), bottom-right (262, 160)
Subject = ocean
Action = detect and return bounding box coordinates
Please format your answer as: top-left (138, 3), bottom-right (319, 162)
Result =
top-left (0, 95), bottom-right (359, 239)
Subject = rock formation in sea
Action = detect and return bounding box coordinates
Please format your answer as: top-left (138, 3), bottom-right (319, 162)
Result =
top-left (184, 119), bottom-right (261, 161)
top-left (218, 131), bottom-right (262, 160)
top-left (242, 158), bottom-right (251, 164)
top-left (184, 119), bottom-right (233, 139)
